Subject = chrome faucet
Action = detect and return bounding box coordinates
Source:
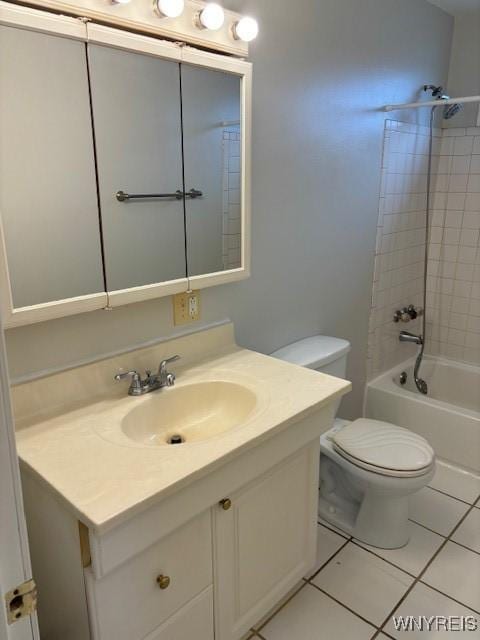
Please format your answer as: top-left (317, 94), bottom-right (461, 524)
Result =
top-left (114, 355), bottom-right (181, 396)
top-left (399, 331), bottom-right (423, 346)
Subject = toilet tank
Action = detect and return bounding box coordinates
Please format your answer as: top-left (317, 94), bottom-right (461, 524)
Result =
top-left (270, 335), bottom-right (351, 379)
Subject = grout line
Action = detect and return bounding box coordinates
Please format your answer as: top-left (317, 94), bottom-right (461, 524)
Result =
top-left (448, 538), bottom-right (480, 558)
top-left (377, 498), bottom-right (480, 635)
top-left (427, 484), bottom-right (479, 506)
top-left (370, 630), bottom-right (396, 640)
top-left (310, 583), bottom-right (380, 631)
top-left (349, 539), bottom-right (417, 579)
top-left (408, 517), bottom-right (450, 538)
top-left (317, 520), bottom-right (351, 540)
top-left (255, 581), bottom-right (307, 633)
top-left (417, 580), bottom-right (480, 616)
top-left (306, 537), bottom-right (351, 582)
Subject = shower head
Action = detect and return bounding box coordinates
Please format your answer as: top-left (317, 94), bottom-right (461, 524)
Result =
top-left (424, 85), bottom-right (463, 120)
top-left (424, 84), bottom-right (445, 98)
top-left (443, 102), bottom-right (463, 120)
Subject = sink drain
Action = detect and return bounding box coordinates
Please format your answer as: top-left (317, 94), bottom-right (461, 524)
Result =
top-left (167, 434), bottom-right (185, 445)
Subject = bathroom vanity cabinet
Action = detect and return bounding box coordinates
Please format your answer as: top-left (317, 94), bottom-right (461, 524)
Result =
top-left (15, 325), bottom-right (349, 640)
top-left (22, 436), bottom-right (319, 640)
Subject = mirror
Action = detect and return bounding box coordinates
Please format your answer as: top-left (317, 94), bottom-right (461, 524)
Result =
top-left (181, 65), bottom-right (242, 276)
top-left (0, 26), bottom-right (105, 308)
top-left (88, 44), bottom-right (187, 291)
top-left (88, 48), bottom-right (243, 290)
top-left (0, 16), bottom-right (250, 327)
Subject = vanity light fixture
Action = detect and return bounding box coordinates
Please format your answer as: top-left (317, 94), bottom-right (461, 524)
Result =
top-left (232, 16), bottom-right (258, 42)
top-left (154, 0), bottom-right (184, 18)
top-left (196, 2), bottom-right (225, 30)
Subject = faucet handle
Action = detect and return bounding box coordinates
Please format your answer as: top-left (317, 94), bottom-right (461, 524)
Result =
top-left (114, 370), bottom-right (139, 381)
top-left (114, 370), bottom-right (143, 390)
top-left (158, 355), bottom-right (181, 373)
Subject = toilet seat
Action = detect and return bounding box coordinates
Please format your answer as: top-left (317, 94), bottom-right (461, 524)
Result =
top-left (332, 419), bottom-right (435, 478)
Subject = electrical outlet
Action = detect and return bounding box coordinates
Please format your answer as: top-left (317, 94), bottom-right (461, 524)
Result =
top-left (173, 290), bottom-right (201, 325)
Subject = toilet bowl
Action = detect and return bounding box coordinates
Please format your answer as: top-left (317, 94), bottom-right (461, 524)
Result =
top-left (270, 335), bottom-right (436, 549)
top-left (319, 418), bottom-right (435, 548)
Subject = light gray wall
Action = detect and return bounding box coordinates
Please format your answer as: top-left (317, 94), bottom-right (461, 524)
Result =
top-left (444, 7), bottom-right (480, 128)
top-left (5, 0), bottom-right (453, 418)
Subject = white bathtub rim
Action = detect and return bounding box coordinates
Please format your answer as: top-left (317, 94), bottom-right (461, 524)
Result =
top-left (367, 356), bottom-right (480, 423)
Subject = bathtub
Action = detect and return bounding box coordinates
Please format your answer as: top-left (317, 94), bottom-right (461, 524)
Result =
top-left (365, 357), bottom-right (480, 472)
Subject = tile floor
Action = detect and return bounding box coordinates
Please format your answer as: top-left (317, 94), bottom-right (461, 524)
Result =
top-left (245, 460), bottom-right (480, 639)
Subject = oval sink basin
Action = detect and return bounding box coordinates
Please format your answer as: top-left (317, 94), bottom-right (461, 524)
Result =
top-left (121, 381), bottom-right (258, 446)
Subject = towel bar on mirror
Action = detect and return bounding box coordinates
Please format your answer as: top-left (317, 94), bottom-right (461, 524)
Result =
top-left (116, 188), bottom-right (203, 202)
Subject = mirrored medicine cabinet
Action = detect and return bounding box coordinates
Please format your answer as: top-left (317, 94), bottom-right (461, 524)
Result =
top-left (0, 6), bottom-right (251, 327)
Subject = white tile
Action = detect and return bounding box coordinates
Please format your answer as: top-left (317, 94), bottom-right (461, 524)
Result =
top-left (449, 174), bottom-right (468, 193)
top-left (409, 487), bottom-right (470, 536)
top-left (385, 582), bottom-right (480, 639)
top-left (465, 193), bottom-right (480, 211)
top-left (260, 584), bottom-right (375, 640)
top-left (312, 544), bottom-right (413, 625)
top-left (429, 460), bottom-right (480, 504)
top-left (305, 525), bottom-right (348, 578)
top-left (252, 582), bottom-right (305, 632)
top-left (357, 522), bottom-right (444, 577)
top-left (452, 509), bottom-right (480, 554)
top-left (454, 136), bottom-right (474, 156)
top-left (470, 155), bottom-right (480, 174)
top-left (451, 156), bottom-right (470, 174)
top-left (423, 541), bottom-right (480, 612)
top-left (468, 174), bottom-right (480, 193)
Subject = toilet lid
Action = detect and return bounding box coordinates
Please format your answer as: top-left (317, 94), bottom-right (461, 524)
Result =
top-left (332, 419), bottom-right (434, 473)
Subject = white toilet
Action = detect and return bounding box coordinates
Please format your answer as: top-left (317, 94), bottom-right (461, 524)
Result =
top-left (271, 335), bottom-right (435, 549)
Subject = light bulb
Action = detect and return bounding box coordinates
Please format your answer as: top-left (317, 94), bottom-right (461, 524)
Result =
top-left (154, 0), bottom-right (184, 18)
top-left (197, 3), bottom-right (225, 30)
top-left (232, 16), bottom-right (258, 42)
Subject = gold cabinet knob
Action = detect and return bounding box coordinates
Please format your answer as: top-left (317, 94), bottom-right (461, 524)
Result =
top-left (156, 575), bottom-right (171, 590)
top-left (219, 498), bottom-right (232, 510)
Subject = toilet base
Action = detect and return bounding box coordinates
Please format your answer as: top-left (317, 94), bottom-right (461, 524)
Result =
top-left (353, 493), bottom-right (410, 549)
top-left (319, 490), bottom-right (411, 549)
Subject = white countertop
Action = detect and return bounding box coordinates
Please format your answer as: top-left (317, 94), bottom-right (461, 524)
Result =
top-left (14, 325), bottom-right (350, 534)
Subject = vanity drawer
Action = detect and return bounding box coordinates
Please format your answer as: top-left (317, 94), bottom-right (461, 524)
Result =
top-left (86, 510), bottom-right (212, 640)
top-left (144, 586), bottom-right (213, 640)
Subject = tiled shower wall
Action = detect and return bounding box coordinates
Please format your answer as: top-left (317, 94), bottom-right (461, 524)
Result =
top-left (368, 121), bottom-right (480, 379)
top-left (222, 128), bottom-right (241, 270)
top-left (368, 121), bottom-right (437, 378)
top-left (426, 127), bottom-right (480, 364)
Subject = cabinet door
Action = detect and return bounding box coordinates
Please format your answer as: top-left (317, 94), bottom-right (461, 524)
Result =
top-left (181, 64), bottom-right (241, 277)
top-left (0, 25), bottom-right (105, 310)
top-left (87, 44), bottom-right (186, 292)
top-left (214, 443), bottom-right (319, 640)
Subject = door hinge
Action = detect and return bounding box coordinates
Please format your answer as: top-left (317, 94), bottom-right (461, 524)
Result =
top-left (4, 579), bottom-right (37, 624)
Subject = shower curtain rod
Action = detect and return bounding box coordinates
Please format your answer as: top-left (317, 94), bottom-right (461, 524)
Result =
top-left (384, 95), bottom-right (480, 112)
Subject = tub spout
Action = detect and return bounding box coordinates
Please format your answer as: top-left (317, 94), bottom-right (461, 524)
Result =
top-left (399, 331), bottom-right (423, 346)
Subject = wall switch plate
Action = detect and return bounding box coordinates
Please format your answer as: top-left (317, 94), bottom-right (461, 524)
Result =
top-left (173, 291), bottom-right (201, 325)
